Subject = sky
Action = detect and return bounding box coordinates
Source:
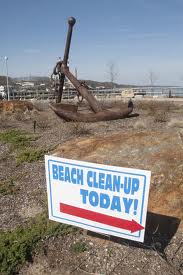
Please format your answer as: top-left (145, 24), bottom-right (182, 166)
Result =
top-left (0, 0), bottom-right (183, 85)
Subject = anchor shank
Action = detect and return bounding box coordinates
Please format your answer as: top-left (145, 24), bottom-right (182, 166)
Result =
top-left (57, 17), bottom-right (76, 102)
top-left (63, 67), bottom-right (103, 113)
top-left (63, 17), bottom-right (76, 65)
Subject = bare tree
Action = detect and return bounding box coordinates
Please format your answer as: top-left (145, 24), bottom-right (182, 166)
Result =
top-left (149, 70), bottom-right (158, 87)
top-left (148, 70), bottom-right (158, 95)
top-left (107, 62), bottom-right (118, 90)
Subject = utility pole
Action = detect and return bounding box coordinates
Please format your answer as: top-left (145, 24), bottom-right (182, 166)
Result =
top-left (5, 56), bottom-right (10, 100)
top-left (75, 68), bottom-right (78, 78)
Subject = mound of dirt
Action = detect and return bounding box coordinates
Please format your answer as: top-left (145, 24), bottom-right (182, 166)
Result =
top-left (54, 130), bottom-right (183, 229)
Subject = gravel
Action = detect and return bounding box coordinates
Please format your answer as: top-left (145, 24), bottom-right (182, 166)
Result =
top-left (0, 101), bottom-right (183, 274)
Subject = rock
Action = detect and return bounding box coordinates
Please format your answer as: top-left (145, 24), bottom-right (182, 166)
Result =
top-left (54, 130), bottom-right (183, 229)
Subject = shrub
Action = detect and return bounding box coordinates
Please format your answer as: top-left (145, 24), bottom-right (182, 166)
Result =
top-left (134, 121), bottom-right (146, 130)
top-left (31, 112), bottom-right (51, 131)
top-left (0, 114), bottom-right (8, 128)
top-left (168, 119), bottom-right (183, 128)
top-left (154, 111), bottom-right (168, 123)
top-left (69, 122), bottom-right (91, 136)
top-left (13, 111), bottom-right (25, 121)
top-left (36, 119), bottom-right (50, 130)
top-left (0, 213), bottom-right (76, 275)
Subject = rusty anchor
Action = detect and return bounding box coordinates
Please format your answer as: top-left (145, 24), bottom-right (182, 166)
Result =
top-left (50, 17), bottom-right (133, 122)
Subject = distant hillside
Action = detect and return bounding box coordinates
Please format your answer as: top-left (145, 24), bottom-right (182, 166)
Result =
top-left (0, 75), bottom-right (14, 86)
top-left (13, 76), bottom-right (50, 84)
top-left (80, 79), bottom-right (136, 89)
top-left (11, 75), bottom-right (136, 89)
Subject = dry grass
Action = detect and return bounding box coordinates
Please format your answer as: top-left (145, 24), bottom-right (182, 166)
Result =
top-left (133, 120), bottom-right (147, 129)
top-left (137, 100), bottom-right (174, 115)
top-left (0, 113), bottom-right (7, 127)
top-left (68, 122), bottom-right (91, 136)
top-left (36, 119), bottom-right (51, 130)
top-left (31, 100), bottom-right (49, 111)
top-left (168, 119), bottom-right (183, 128)
top-left (30, 111), bottom-right (51, 130)
top-left (136, 100), bottom-right (171, 123)
top-left (13, 111), bottom-right (27, 121)
top-left (154, 111), bottom-right (168, 123)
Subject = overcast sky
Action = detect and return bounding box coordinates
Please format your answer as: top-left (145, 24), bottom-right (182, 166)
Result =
top-left (0, 0), bottom-right (183, 85)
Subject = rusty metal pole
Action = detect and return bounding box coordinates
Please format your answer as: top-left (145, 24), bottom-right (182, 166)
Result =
top-left (57, 17), bottom-right (76, 103)
top-left (63, 17), bottom-right (76, 65)
top-left (63, 67), bottom-right (103, 113)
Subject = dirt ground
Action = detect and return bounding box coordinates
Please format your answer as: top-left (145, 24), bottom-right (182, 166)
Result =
top-left (0, 99), bottom-right (183, 275)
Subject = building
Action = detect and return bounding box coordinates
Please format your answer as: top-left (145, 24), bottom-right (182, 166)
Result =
top-left (21, 82), bottom-right (35, 88)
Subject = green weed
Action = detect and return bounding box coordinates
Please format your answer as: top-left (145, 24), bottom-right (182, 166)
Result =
top-left (0, 213), bottom-right (76, 275)
top-left (0, 178), bottom-right (18, 195)
top-left (16, 148), bottom-right (47, 165)
top-left (107, 247), bottom-right (113, 257)
top-left (71, 241), bottom-right (87, 253)
top-left (0, 129), bottom-right (38, 149)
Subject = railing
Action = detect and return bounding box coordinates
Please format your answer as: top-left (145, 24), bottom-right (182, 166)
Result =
top-left (7, 86), bottom-right (183, 101)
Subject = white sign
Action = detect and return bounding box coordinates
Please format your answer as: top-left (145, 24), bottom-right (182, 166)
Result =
top-left (45, 155), bottom-right (151, 242)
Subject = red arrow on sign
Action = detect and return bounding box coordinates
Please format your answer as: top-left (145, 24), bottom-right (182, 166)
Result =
top-left (60, 203), bottom-right (144, 233)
